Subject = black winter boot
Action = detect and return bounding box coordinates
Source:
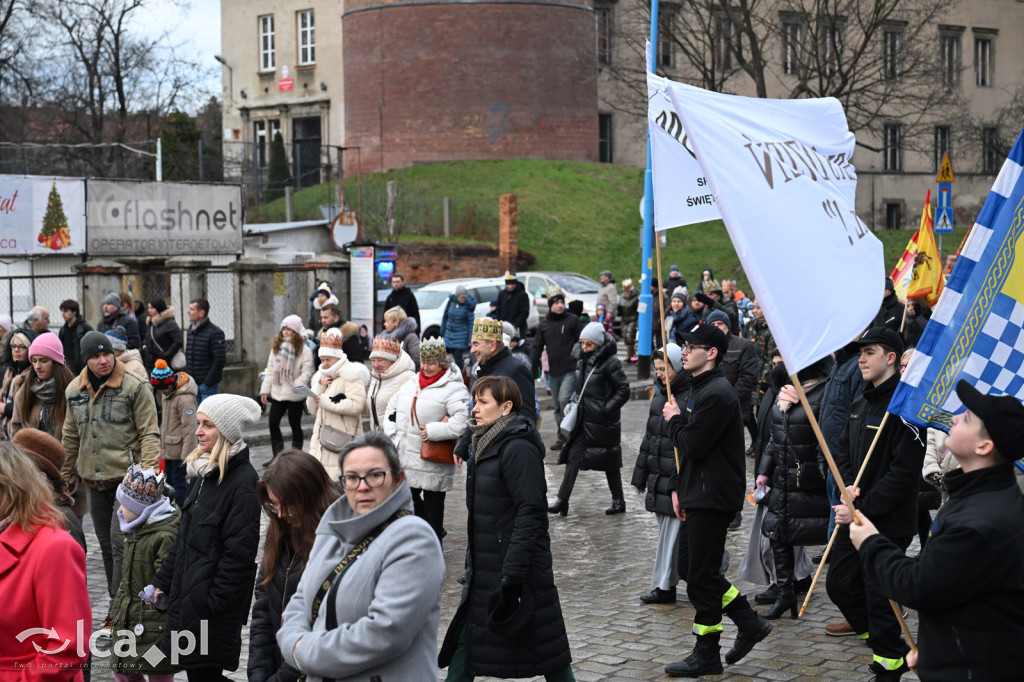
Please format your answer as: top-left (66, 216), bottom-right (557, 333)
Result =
top-left (665, 633), bottom-right (723, 677)
top-left (762, 582), bottom-right (797, 620)
top-left (724, 602), bottom-right (772, 664)
top-left (547, 498), bottom-right (568, 516)
top-left (763, 541), bottom-right (797, 619)
top-left (605, 498), bottom-right (626, 515)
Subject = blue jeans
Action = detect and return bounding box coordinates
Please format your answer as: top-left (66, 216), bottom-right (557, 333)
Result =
top-left (197, 383), bottom-right (220, 405)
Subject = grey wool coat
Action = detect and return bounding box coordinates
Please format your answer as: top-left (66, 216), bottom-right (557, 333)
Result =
top-left (277, 481), bottom-right (445, 682)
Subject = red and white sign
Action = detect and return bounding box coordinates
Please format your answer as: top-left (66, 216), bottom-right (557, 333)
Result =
top-left (279, 78), bottom-right (293, 92)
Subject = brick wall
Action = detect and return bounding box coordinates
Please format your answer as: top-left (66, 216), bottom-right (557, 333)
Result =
top-left (397, 242), bottom-right (535, 284)
top-left (342, 1), bottom-right (598, 174)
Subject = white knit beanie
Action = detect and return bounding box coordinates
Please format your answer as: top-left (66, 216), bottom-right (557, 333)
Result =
top-left (196, 394), bottom-right (261, 445)
top-left (665, 342), bottom-right (684, 373)
top-left (281, 314), bottom-right (304, 334)
top-left (580, 321), bottom-right (605, 346)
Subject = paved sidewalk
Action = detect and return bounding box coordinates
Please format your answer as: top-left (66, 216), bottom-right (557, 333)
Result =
top-left (79, 353), bottom-right (921, 680)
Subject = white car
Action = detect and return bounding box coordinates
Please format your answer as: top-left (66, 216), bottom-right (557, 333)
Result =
top-left (413, 277), bottom-right (539, 340)
top-left (521, 271), bottom-right (601, 318)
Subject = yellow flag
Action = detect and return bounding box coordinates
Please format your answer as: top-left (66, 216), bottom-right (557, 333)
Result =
top-left (906, 192), bottom-right (944, 306)
top-left (890, 231), bottom-right (919, 302)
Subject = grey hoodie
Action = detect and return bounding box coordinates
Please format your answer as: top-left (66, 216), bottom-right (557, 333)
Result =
top-left (277, 480), bottom-right (444, 681)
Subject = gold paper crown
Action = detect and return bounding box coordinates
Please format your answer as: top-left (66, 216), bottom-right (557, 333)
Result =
top-left (370, 335), bottom-right (402, 358)
top-left (120, 464), bottom-right (165, 506)
top-left (420, 337), bottom-right (448, 363)
top-left (472, 317), bottom-right (504, 342)
top-left (320, 328), bottom-right (344, 351)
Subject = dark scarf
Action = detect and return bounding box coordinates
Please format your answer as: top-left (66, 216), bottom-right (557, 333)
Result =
top-left (469, 413), bottom-right (516, 458)
top-left (87, 368), bottom-right (107, 394)
top-left (30, 378), bottom-right (57, 435)
top-left (103, 310), bottom-right (120, 325)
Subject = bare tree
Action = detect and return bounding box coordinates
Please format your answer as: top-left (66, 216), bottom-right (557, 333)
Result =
top-left (602, 0), bottom-right (968, 154)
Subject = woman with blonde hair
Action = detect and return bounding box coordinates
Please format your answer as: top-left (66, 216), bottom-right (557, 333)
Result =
top-left (260, 314), bottom-right (315, 456)
top-left (147, 394), bottom-right (262, 681)
top-left (0, 442), bottom-right (91, 679)
top-left (365, 335), bottom-right (416, 431)
top-left (383, 305), bottom-right (421, 370)
top-left (307, 327), bottom-right (368, 480)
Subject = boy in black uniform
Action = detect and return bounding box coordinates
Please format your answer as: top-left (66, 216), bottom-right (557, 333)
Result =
top-left (662, 323), bottom-right (771, 677)
top-left (826, 327), bottom-right (926, 680)
top-left (849, 380), bottom-right (1024, 681)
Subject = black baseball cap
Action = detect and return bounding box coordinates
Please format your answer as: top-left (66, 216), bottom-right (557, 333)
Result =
top-left (679, 322), bottom-right (728, 358)
top-left (955, 380), bottom-right (1024, 458)
top-left (852, 326), bottom-right (905, 357)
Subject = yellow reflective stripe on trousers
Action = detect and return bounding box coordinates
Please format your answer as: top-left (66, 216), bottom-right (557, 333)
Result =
top-left (872, 654), bottom-right (905, 670)
top-left (858, 632), bottom-right (870, 640)
top-left (692, 621), bottom-right (724, 636)
top-left (721, 585), bottom-right (739, 609)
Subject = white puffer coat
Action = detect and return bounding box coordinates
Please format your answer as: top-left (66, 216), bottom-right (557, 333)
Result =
top-left (260, 343), bottom-right (315, 402)
top-left (384, 364), bottom-right (470, 492)
top-left (365, 351), bottom-right (416, 431)
top-left (306, 359), bottom-right (370, 480)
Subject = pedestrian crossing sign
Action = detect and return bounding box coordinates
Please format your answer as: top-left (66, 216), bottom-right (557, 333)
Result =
top-left (935, 207), bottom-right (954, 233)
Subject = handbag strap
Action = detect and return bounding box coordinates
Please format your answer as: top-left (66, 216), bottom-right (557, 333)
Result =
top-left (300, 508), bottom-right (412, 682)
top-left (577, 365), bottom-right (598, 396)
top-left (410, 394), bottom-right (420, 428)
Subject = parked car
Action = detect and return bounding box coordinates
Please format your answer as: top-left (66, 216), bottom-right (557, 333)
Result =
top-left (413, 277), bottom-right (539, 340)
top-left (522, 271), bottom-right (601, 318)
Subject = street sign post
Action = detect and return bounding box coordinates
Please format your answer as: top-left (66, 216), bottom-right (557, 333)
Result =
top-left (935, 153), bottom-right (955, 240)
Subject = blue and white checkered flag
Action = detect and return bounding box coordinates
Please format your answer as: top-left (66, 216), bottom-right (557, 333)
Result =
top-left (891, 129), bottom-right (1024, 432)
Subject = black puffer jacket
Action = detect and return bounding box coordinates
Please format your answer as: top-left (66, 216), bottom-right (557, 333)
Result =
top-left (97, 311), bottom-right (141, 350)
top-left (145, 308), bottom-right (182, 369)
top-left (668, 366), bottom-right (745, 513)
top-left (758, 382), bottom-right (830, 545)
top-left (496, 280), bottom-right (530, 338)
top-left (530, 311), bottom-right (582, 377)
top-left (632, 371), bottom-right (691, 517)
top-left (185, 317), bottom-right (227, 387)
top-left (564, 336), bottom-right (630, 472)
top-left (441, 416), bottom-right (571, 678)
top-left (719, 332), bottom-right (759, 408)
top-left (59, 316), bottom-right (93, 374)
top-left (247, 543), bottom-right (304, 682)
top-left (153, 447), bottom-right (260, 671)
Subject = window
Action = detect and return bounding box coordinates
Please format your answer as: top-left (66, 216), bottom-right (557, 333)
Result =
top-left (259, 15), bottom-right (275, 71)
top-left (297, 10), bottom-right (315, 65)
top-left (713, 17), bottom-right (733, 72)
top-left (595, 6), bottom-right (611, 65)
top-left (255, 120), bottom-right (281, 167)
top-left (820, 22), bottom-right (842, 76)
top-left (975, 35), bottom-right (994, 87)
top-left (982, 127), bottom-right (1001, 173)
top-left (934, 126), bottom-right (952, 172)
top-left (782, 21), bottom-right (802, 75)
top-left (885, 202), bottom-right (902, 230)
top-left (883, 29), bottom-right (901, 81)
top-left (658, 13), bottom-right (674, 68)
top-left (939, 30), bottom-right (962, 88)
top-left (599, 113), bottom-right (613, 163)
top-left (884, 123), bottom-right (901, 171)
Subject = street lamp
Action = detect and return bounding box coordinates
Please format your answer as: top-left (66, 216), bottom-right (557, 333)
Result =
top-left (214, 54), bottom-right (233, 109)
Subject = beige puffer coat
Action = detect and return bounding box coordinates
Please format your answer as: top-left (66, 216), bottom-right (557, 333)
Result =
top-left (306, 359), bottom-right (369, 480)
top-left (365, 351), bottom-right (416, 431)
top-left (260, 343), bottom-right (315, 402)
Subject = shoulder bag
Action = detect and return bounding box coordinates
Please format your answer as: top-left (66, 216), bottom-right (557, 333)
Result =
top-left (559, 365), bottom-right (598, 433)
top-left (149, 325), bottom-right (187, 371)
top-left (318, 423), bottom-right (353, 453)
top-left (411, 395), bottom-right (457, 464)
top-left (299, 509), bottom-right (411, 682)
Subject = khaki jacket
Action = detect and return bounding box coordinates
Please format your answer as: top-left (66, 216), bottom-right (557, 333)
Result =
top-left (160, 374), bottom-right (199, 461)
top-left (61, 361), bottom-right (160, 486)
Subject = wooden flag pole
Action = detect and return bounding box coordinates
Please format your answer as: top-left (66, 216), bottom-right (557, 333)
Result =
top-left (787, 383), bottom-right (917, 652)
top-left (798, 412), bottom-right (890, 617)
top-left (654, 232), bottom-right (681, 475)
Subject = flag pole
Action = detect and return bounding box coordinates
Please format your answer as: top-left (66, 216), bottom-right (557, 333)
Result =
top-left (637, 0), bottom-right (661, 382)
top-left (798, 412), bottom-right (890, 617)
top-left (654, 234), bottom-right (681, 474)
top-left (788, 381), bottom-right (917, 651)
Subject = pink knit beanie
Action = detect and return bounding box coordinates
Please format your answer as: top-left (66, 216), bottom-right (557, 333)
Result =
top-left (29, 332), bottom-right (65, 365)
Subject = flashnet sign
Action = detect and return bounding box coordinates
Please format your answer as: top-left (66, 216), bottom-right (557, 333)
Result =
top-left (86, 180), bottom-right (245, 256)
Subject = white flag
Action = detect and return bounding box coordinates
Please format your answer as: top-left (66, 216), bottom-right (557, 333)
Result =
top-left (662, 80), bottom-right (884, 372)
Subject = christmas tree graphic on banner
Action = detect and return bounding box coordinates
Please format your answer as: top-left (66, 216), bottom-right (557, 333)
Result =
top-left (38, 182), bottom-right (71, 251)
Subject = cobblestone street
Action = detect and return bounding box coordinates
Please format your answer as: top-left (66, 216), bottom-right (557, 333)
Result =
top-left (82, 374), bottom-right (921, 681)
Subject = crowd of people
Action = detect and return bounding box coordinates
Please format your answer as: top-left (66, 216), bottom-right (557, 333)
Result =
top-left (0, 266), bottom-right (1020, 682)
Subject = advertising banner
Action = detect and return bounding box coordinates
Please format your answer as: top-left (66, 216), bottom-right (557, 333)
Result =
top-left (0, 176), bottom-right (87, 255)
top-left (86, 180), bottom-right (244, 256)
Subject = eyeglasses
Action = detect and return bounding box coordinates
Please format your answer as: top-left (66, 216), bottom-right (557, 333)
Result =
top-left (341, 470), bottom-right (389, 490)
top-left (683, 343), bottom-right (711, 352)
top-left (10, 345), bottom-right (27, 351)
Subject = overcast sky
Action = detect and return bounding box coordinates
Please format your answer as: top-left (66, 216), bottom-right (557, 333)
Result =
top-left (145, 0), bottom-right (223, 109)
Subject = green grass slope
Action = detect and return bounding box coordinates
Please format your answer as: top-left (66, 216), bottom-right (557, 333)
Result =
top-left (256, 159), bottom-right (970, 297)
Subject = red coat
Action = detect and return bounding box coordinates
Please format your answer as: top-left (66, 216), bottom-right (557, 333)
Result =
top-left (0, 523), bottom-right (91, 681)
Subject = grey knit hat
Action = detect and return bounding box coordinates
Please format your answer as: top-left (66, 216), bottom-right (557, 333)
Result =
top-left (580, 321), bottom-right (605, 346)
top-left (80, 330), bottom-right (112, 360)
top-left (103, 292), bottom-right (121, 307)
top-left (196, 394), bottom-right (261, 445)
top-left (665, 343), bottom-right (684, 373)
top-left (707, 310), bottom-right (731, 329)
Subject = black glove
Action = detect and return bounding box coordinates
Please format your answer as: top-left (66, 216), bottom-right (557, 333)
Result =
top-left (694, 292), bottom-right (714, 306)
top-left (329, 392), bottom-right (347, 403)
top-left (275, 661), bottom-right (302, 682)
top-left (925, 471), bottom-right (945, 491)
